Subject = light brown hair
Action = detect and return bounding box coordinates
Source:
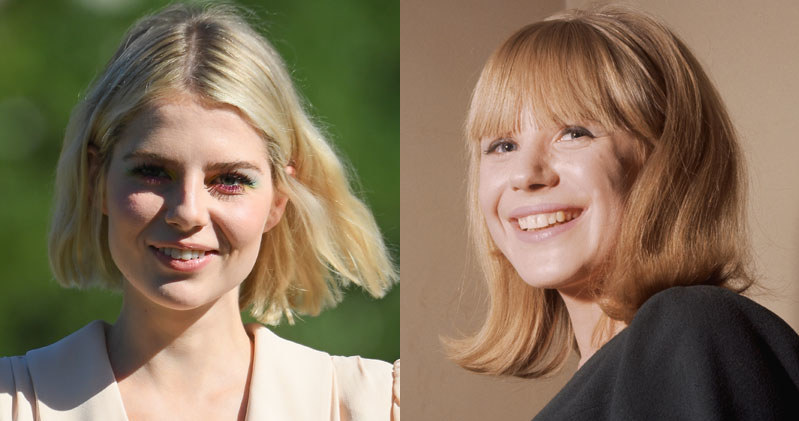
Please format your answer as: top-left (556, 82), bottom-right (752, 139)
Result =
top-left (448, 5), bottom-right (752, 378)
top-left (48, 3), bottom-right (396, 324)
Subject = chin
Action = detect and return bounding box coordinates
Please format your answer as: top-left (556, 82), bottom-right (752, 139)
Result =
top-left (126, 276), bottom-right (225, 312)
top-left (515, 262), bottom-right (594, 293)
top-left (153, 286), bottom-right (211, 311)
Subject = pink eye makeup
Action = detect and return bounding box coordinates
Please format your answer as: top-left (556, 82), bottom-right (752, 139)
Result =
top-left (207, 172), bottom-right (257, 197)
top-left (127, 163), bottom-right (259, 197)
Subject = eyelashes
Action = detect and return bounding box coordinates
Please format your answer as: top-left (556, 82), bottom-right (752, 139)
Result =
top-left (483, 138), bottom-right (517, 154)
top-left (130, 164), bottom-right (170, 180)
top-left (212, 173), bottom-right (257, 195)
top-left (482, 126), bottom-right (596, 155)
top-left (128, 164), bottom-right (257, 197)
top-left (558, 126), bottom-right (595, 142)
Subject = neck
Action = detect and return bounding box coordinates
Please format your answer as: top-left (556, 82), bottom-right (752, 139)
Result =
top-left (557, 285), bottom-right (624, 368)
top-left (107, 284), bottom-right (252, 384)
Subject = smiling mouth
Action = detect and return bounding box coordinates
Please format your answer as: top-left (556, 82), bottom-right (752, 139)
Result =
top-left (517, 209), bottom-right (582, 231)
top-left (153, 246), bottom-right (209, 261)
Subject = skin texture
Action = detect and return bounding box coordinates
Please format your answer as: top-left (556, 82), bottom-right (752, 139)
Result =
top-left (478, 118), bottom-right (639, 365)
top-left (99, 95), bottom-right (288, 421)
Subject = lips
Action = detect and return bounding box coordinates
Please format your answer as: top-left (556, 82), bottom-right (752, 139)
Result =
top-left (507, 205), bottom-right (585, 242)
top-left (148, 246), bottom-right (217, 272)
top-left (156, 247), bottom-right (207, 260)
top-left (148, 243), bottom-right (218, 272)
top-left (516, 209), bottom-right (582, 231)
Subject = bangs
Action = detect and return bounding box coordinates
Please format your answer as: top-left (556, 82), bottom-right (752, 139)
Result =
top-left (465, 19), bottom-right (633, 143)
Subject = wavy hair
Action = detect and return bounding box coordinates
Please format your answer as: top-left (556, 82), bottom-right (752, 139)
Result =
top-left (448, 5), bottom-right (752, 378)
top-left (48, 2), bottom-right (396, 324)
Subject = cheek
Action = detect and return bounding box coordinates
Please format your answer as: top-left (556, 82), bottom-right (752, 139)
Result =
top-left (595, 162), bottom-right (630, 213)
top-left (477, 163), bottom-right (504, 219)
top-left (106, 179), bottom-right (163, 231)
top-left (104, 184), bottom-right (165, 276)
top-left (477, 164), bottom-right (512, 255)
top-left (571, 147), bottom-right (630, 207)
top-left (218, 193), bottom-right (273, 247)
top-left (575, 156), bottom-right (631, 253)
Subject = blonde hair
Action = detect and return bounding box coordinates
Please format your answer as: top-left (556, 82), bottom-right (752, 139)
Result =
top-left (49, 2), bottom-right (396, 324)
top-left (449, 5), bottom-right (752, 378)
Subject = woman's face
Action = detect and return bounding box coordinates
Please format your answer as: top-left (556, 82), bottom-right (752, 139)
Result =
top-left (103, 97), bottom-right (287, 311)
top-left (478, 118), bottom-right (641, 294)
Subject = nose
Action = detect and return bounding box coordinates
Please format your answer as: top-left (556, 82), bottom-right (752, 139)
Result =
top-left (164, 174), bottom-right (210, 232)
top-left (509, 145), bottom-right (559, 191)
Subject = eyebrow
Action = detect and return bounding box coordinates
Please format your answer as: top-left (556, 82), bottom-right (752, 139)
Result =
top-left (122, 151), bottom-right (264, 173)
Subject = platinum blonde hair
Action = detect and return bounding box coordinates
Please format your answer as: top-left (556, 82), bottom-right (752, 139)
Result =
top-left (49, 2), bottom-right (396, 324)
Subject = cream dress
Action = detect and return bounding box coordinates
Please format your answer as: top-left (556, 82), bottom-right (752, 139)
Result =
top-left (0, 321), bottom-right (400, 421)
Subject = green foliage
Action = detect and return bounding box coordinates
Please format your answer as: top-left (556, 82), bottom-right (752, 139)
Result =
top-left (0, 0), bottom-right (398, 362)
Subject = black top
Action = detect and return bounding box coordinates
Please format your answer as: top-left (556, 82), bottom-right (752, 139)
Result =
top-left (534, 286), bottom-right (799, 420)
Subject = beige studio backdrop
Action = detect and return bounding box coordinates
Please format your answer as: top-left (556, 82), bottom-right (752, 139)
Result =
top-left (400, 0), bottom-right (799, 419)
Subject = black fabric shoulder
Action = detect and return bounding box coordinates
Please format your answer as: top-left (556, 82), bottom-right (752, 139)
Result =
top-left (637, 285), bottom-right (795, 341)
top-left (534, 286), bottom-right (799, 421)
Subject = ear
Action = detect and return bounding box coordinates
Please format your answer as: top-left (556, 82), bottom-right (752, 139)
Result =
top-left (263, 165), bottom-right (295, 233)
top-left (87, 144), bottom-right (107, 215)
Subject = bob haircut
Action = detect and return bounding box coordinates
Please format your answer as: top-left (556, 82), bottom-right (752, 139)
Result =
top-left (448, 5), bottom-right (752, 378)
top-left (49, 3), bottom-right (396, 325)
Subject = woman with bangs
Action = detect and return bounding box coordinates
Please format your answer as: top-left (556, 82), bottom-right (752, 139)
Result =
top-left (448, 5), bottom-right (799, 420)
top-left (0, 3), bottom-right (398, 421)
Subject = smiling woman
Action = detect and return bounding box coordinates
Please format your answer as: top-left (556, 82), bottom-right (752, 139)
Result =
top-left (0, 3), bottom-right (398, 420)
top-left (446, 4), bottom-right (799, 420)
top-left (478, 123), bottom-right (642, 299)
top-left (102, 98), bottom-right (284, 315)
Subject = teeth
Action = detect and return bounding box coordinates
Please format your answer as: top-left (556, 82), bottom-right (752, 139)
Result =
top-left (517, 210), bottom-right (580, 231)
top-left (158, 247), bottom-right (206, 260)
top-left (536, 214), bottom-right (547, 226)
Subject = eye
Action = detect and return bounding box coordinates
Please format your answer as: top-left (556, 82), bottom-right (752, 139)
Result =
top-left (208, 172), bottom-right (256, 196)
top-left (484, 138), bottom-right (518, 154)
top-left (130, 164), bottom-right (170, 183)
top-left (558, 126), bottom-right (595, 142)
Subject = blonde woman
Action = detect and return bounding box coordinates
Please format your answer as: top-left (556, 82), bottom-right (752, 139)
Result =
top-left (0, 3), bottom-right (398, 420)
top-left (449, 5), bottom-right (799, 419)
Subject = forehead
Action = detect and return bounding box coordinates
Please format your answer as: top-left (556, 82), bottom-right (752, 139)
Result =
top-left (114, 98), bottom-right (270, 166)
top-left (466, 20), bottom-right (632, 145)
top-left (467, 71), bottom-right (618, 146)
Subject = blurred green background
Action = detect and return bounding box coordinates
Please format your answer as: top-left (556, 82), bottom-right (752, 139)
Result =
top-left (0, 0), bottom-right (398, 362)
